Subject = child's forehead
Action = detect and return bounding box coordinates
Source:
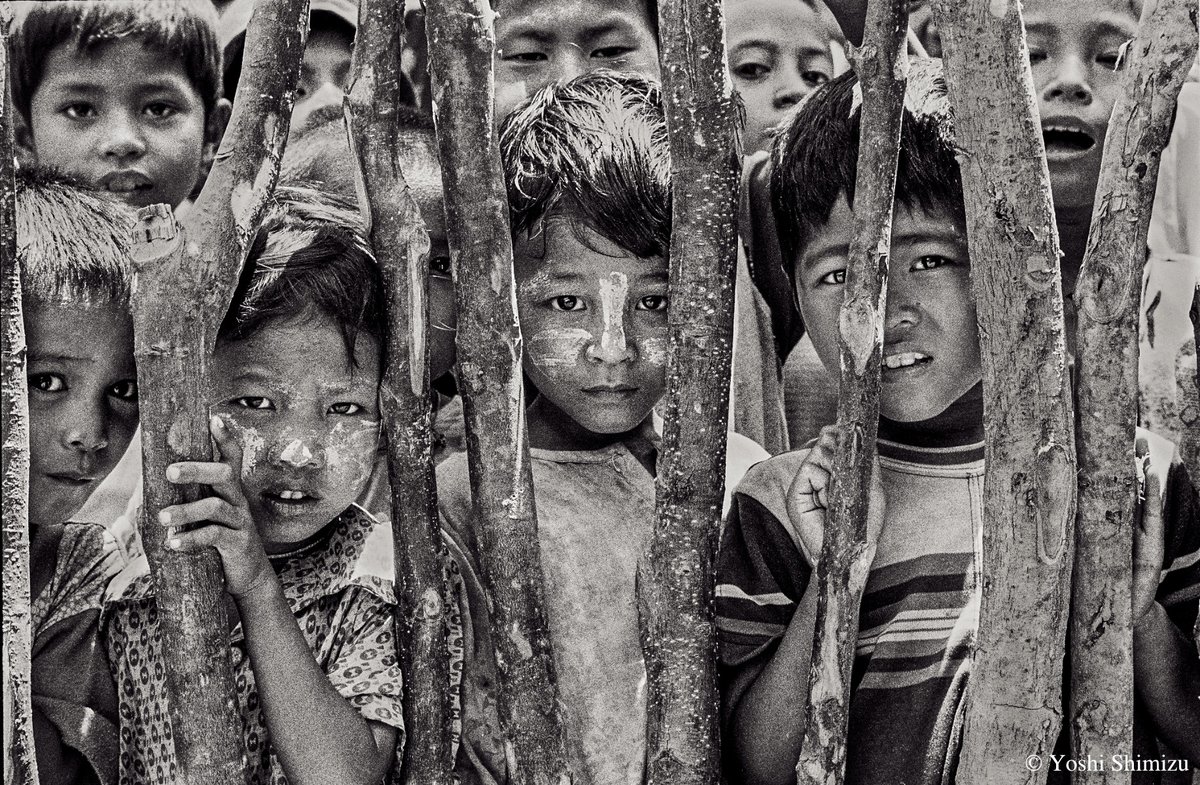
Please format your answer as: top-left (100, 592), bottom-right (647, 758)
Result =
top-left (514, 215), bottom-right (666, 279)
top-left (40, 37), bottom-right (194, 88)
top-left (25, 301), bottom-right (133, 357)
top-left (496, 0), bottom-right (655, 34)
top-left (1022, 0), bottom-right (1140, 28)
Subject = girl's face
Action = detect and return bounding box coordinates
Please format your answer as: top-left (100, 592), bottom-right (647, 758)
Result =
top-left (210, 315), bottom-right (381, 552)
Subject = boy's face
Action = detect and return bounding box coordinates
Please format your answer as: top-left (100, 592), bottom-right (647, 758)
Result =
top-left (25, 303), bottom-right (139, 526)
top-left (494, 0), bottom-right (660, 121)
top-left (794, 196), bottom-right (981, 422)
top-left (1023, 0), bottom-right (1139, 211)
top-left (211, 315), bottom-right (382, 552)
top-left (514, 213), bottom-right (669, 437)
top-left (291, 25), bottom-right (354, 137)
top-left (725, 0), bottom-right (835, 154)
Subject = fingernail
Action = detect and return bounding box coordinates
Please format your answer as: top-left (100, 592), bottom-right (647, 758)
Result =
top-left (211, 415), bottom-right (225, 431)
top-left (166, 466), bottom-right (180, 481)
top-left (158, 510), bottom-right (171, 525)
top-left (167, 537), bottom-right (181, 550)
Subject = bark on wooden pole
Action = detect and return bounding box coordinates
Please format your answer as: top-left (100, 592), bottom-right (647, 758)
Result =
top-left (635, 2), bottom-right (740, 784)
top-left (423, 2), bottom-right (575, 783)
top-left (1070, 2), bottom-right (1198, 781)
top-left (128, 2), bottom-right (308, 783)
top-left (0, 5), bottom-right (39, 784)
top-left (928, 2), bottom-right (1078, 783)
top-left (794, 3), bottom-right (908, 783)
top-left (344, 1), bottom-right (453, 782)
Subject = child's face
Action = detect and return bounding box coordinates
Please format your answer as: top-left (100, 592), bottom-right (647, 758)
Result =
top-left (794, 196), bottom-right (981, 422)
top-left (494, 0), bottom-right (660, 121)
top-left (25, 303), bottom-right (139, 526)
top-left (725, 0), bottom-right (835, 154)
top-left (514, 214), bottom-right (669, 437)
top-left (291, 26), bottom-right (354, 136)
top-left (23, 39), bottom-right (222, 209)
top-left (1023, 0), bottom-right (1139, 211)
top-left (211, 315), bottom-right (382, 552)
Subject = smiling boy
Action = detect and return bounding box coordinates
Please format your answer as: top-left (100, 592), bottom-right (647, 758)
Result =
top-left (11, 0), bottom-right (230, 209)
top-left (716, 62), bottom-right (1200, 785)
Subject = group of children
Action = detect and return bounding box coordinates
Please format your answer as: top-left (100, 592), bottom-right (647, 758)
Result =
top-left (8, 1), bottom-right (1198, 785)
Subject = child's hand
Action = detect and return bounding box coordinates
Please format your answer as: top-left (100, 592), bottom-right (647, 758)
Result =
top-left (1132, 437), bottom-right (1165, 626)
top-left (158, 415), bottom-right (273, 599)
top-left (786, 425), bottom-right (886, 554)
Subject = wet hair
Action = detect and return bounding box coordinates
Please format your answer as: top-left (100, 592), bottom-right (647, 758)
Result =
top-left (11, 0), bottom-right (223, 123)
top-left (218, 186), bottom-right (385, 367)
top-left (16, 168), bottom-right (135, 306)
top-left (772, 58), bottom-right (965, 268)
top-left (499, 70), bottom-right (671, 259)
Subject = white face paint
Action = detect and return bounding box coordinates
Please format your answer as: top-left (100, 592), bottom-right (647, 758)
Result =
top-left (526, 328), bottom-right (593, 376)
top-left (597, 271), bottom-right (629, 360)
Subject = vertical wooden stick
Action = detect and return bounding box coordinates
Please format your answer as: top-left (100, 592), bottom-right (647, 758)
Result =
top-left (0, 5), bottom-right (39, 784)
top-left (344, 1), bottom-right (453, 782)
top-left (1071, 2), bottom-right (1198, 780)
top-left (794, 3), bottom-right (908, 783)
top-left (129, 2), bottom-right (308, 783)
top-left (635, 1), bottom-right (740, 784)
top-left (423, 2), bottom-right (575, 783)
top-left (928, 1), bottom-right (1078, 782)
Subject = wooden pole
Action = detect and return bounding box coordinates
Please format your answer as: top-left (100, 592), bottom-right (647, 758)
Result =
top-left (0, 4), bottom-right (39, 784)
top-left (928, 2), bottom-right (1078, 783)
top-left (794, 2), bottom-right (908, 783)
top-left (1071, 2), bottom-right (1198, 780)
top-left (344, 1), bottom-right (453, 782)
top-left (635, 2), bottom-right (740, 784)
top-left (128, 2), bottom-right (309, 783)
top-left (423, 2), bottom-right (575, 783)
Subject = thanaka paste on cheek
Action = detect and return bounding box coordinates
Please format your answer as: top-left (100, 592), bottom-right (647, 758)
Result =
top-left (639, 337), bottom-right (668, 367)
top-left (598, 271), bottom-right (629, 357)
top-left (527, 328), bottom-right (592, 377)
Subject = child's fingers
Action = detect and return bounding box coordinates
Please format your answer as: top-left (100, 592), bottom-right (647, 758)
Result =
top-left (163, 523), bottom-right (225, 554)
top-left (209, 415), bottom-right (245, 478)
top-left (165, 461), bottom-right (234, 487)
top-left (157, 496), bottom-right (248, 530)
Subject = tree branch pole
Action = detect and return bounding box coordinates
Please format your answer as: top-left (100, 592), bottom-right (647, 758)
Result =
top-left (423, 2), bottom-right (575, 783)
top-left (1070, 2), bottom-right (1198, 780)
top-left (634, 1), bottom-right (741, 784)
top-left (794, 2), bottom-right (908, 783)
top-left (128, 1), bottom-right (309, 783)
top-left (0, 5), bottom-right (39, 784)
top-left (928, 2), bottom-right (1078, 783)
top-left (344, 1), bottom-right (453, 782)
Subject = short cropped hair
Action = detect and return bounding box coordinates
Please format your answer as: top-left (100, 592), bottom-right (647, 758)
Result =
top-left (771, 58), bottom-right (964, 266)
top-left (11, 0), bottom-right (223, 122)
top-left (499, 70), bottom-right (671, 259)
top-left (219, 186), bottom-right (385, 366)
top-left (16, 169), bottom-right (135, 306)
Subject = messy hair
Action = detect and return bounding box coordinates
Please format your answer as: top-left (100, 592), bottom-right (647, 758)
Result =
top-left (772, 58), bottom-right (964, 266)
top-left (16, 168), bottom-right (135, 306)
top-left (219, 187), bottom-right (385, 366)
top-left (11, 0), bottom-right (223, 122)
top-left (500, 70), bottom-right (671, 259)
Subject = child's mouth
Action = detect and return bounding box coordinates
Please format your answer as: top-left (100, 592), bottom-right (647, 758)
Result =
top-left (882, 351), bottom-right (932, 376)
top-left (1042, 125), bottom-right (1096, 158)
top-left (583, 384), bottom-right (638, 401)
top-left (262, 488), bottom-right (322, 514)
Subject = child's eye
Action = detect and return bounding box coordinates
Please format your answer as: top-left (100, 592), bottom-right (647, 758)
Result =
top-left (504, 49), bottom-right (548, 63)
top-left (593, 45), bottom-right (634, 59)
top-left (549, 295), bottom-right (585, 312)
top-left (429, 256), bottom-right (452, 277)
top-left (232, 396), bottom-right (274, 410)
top-left (1096, 49), bottom-right (1124, 70)
top-left (802, 70), bottom-right (830, 87)
top-left (733, 62), bottom-right (771, 80)
top-left (1027, 48), bottom-right (1048, 65)
top-left (912, 255), bottom-right (954, 271)
top-left (817, 269), bottom-right (846, 286)
top-left (328, 402), bottom-right (364, 416)
top-left (29, 373), bottom-right (67, 393)
top-left (107, 380), bottom-right (139, 402)
top-left (636, 295), bottom-right (668, 311)
top-left (62, 103), bottom-right (97, 120)
top-left (144, 102), bottom-right (177, 119)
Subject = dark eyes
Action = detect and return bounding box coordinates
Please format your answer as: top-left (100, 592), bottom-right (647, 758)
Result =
top-left (62, 103), bottom-right (97, 120)
top-left (548, 294), bottom-right (667, 311)
top-left (143, 102), bottom-right (177, 119)
top-left (430, 256), bottom-right (452, 277)
top-left (504, 50), bottom-right (548, 63)
top-left (817, 269), bottom-right (846, 286)
top-left (802, 70), bottom-right (830, 87)
top-left (328, 402), bottom-right (365, 416)
top-left (1027, 48), bottom-right (1048, 65)
top-left (550, 295), bottom-right (584, 312)
top-left (637, 295), bottom-right (668, 311)
top-left (108, 380), bottom-right (139, 402)
top-left (734, 62), bottom-right (771, 80)
top-left (912, 255), bottom-right (953, 271)
top-left (593, 46), bottom-right (635, 59)
top-left (233, 396), bottom-right (274, 410)
top-left (29, 373), bottom-right (67, 393)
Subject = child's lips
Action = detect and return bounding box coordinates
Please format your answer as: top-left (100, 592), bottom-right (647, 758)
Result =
top-left (99, 170), bottom-right (154, 194)
top-left (260, 486), bottom-right (324, 515)
top-left (1041, 118), bottom-right (1098, 160)
top-left (45, 471), bottom-right (97, 487)
top-left (881, 351), bottom-right (932, 379)
top-left (582, 384), bottom-right (639, 401)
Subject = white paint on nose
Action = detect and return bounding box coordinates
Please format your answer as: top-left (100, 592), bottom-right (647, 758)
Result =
top-left (598, 271), bottom-right (629, 360)
top-left (279, 439), bottom-right (314, 467)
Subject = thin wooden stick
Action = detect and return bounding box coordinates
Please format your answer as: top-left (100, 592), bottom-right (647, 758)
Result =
top-left (1070, 2), bottom-right (1198, 781)
top-left (0, 5), bottom-right (39, 784)
top-left (344, 1), bottom-right (453, 782)
top-left (635, 1), bottom-right (740, 783)
top-left (423, 2), bottom-right (575, 783)
top-left (128, 2), bottom-right (308, 783)
top-left (793, 2), bottom-right (908, 783)
top-left (928, 1), bottom-right (1078, 782)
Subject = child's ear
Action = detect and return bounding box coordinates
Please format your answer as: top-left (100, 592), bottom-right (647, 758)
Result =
top-left (13, 113), bottom-right (37, 168)
top-left (201, 98), bottom-right (234, 172)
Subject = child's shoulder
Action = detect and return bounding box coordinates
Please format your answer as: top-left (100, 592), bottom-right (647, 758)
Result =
top-left (32, 521), bottom-right (121, 634)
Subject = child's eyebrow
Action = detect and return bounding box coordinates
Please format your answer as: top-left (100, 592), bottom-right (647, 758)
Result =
top-left (27, 352), bottom-right (92, 363)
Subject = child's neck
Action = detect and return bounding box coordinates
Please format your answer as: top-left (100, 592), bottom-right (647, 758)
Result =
top-left (527, 395), bottom-right (656, 466)
top-left (879, 381), bottom-right (984, 449)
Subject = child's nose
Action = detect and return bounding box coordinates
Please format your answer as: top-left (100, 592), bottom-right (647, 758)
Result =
top-left (101, 112), bottom-right (148, 161)
top-left (559, 46), bottom-right (590, 84)
top-left (60, 399), bottom-right (110, 456)
top-left (273, 438), bottom-right (325, 470)
top-left (585, 320), bottom-right (637, 364)
top-left (773, 75), bottom-right (809, 110)
top-left (883, 282), bottom-right (922, 339)
top-left (1041, 58), bottom-right (1093, 105)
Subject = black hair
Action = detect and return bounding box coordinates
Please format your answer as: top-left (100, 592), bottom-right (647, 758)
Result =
top-left (771, 58), bottom-right (964, 268)
top-left (16, 167), bottom-right (135, 306)
top-left (12, 0), bottom-right (223, 123)
top-left (218, 186), bottom-right (385, 366)
top-left (499, 70), bottom-right (671, 259)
